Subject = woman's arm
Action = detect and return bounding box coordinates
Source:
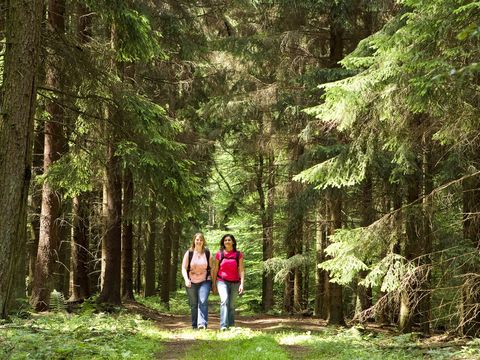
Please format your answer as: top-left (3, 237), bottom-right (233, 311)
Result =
top-left (238, 257), bottom-right (245, 294)
top-left (181, 252), bottom-right (191, 288)
top-left (211, 257), bottom-right (219, 294)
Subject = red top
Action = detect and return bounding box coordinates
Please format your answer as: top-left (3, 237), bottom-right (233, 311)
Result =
top-left (215, 250), bottom-right (243, 282)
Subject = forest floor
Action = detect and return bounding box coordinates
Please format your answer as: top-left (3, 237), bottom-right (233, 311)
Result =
top-left (2, 298), bottom-right (479, 359)
top-left (123, 300), bottom-right (478, 360)
top-left (125, 300), bottom-right (322, 359)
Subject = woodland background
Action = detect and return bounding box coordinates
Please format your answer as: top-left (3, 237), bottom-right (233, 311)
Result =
top-left (0, 0), bottom-right (479, 345)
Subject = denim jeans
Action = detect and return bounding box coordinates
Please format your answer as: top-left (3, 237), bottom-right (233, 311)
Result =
top-left (216, 280), bottom-right (239, 329)
top-left (186, 280), bottom-right (211, 328)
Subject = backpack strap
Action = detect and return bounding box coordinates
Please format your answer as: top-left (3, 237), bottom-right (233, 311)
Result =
top-left (205, 249), bottom-right (211, 281)
top-left (187, 250), bottom-right (194, 279)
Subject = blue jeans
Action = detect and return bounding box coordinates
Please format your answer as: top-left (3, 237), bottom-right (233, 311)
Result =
top-left (186, 280), bottom-right (211, 328)
top-left (217, 280), bottom-right (239, 329)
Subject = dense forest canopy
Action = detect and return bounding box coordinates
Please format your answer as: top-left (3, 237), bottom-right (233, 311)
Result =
top-left (0, 0), bottom-right (479, 342)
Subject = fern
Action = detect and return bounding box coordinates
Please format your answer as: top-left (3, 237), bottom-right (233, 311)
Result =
top-left (50, 290), bottom-right (66, 313)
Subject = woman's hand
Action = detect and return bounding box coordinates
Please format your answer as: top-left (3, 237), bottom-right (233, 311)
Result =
top-left (185, 279), bottom-right (192, 288)
top-left (238, 283), bottom-right (244, 295)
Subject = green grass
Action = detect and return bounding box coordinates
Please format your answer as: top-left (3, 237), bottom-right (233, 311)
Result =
top-left (0, 312), bottom-right (164, 359)
top-left (1, 298), bottom-right (479, 360)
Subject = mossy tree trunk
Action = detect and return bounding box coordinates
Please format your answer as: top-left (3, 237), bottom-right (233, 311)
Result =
top-left (0, 0), bottom-right (43, 317)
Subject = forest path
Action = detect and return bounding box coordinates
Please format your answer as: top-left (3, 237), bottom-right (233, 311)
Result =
top-left (124, 301), bottom-right (320, 359)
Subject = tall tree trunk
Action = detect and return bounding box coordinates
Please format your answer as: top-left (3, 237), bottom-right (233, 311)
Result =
top-left (136, 217), bottom-right (143, 294)
top-left (326, 188), bottom-right (345, 325)
top-left (356, 174), bottom-right (374, 317)
top-left (121, 168), bottom-right (135, 300)
top-left (284, 139), bottom-right (304, 314)
top-left (323, 4), bottom-right (346, 326)
top-left (256, 138), bottom-right (275, 312)
top-left (263, 153), bottom-right (275, 311)
top-left (30, 0), bottom-right (67, 311)
top-left (419, 131), bottom-right (433, 334)
top-left (314, 208), bottom-right (328, 318)
top-left (97, 132), bottom-right (122, 305)
top-left (293, 225), bottom-right (304, 312)
top-left (399, 165), bottom-right (422, 333)
top-left (28, 121), bottom-right (44, 296)
top-left (461, 165), bottom-right (480, 336)
top-left (144, 202), bottom-right (157, 297)
top-left (160, 218), bottom-right (173, 305)
top-left (56, 213), bottom-right (70, 296)
top-left (0, 0), bottom-right (43, 317)
top-left (70, 194), bottom-right (90, 301)
top-left (170, 221), bottom-right (180, 292)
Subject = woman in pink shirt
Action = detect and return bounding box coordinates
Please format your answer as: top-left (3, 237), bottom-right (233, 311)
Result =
top-left (181, 233), bottom-right (213, 329)
top-left (212, 234), bottom-right (245, 330)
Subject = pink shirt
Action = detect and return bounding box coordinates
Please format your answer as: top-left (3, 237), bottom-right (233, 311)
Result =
top-left (182, 250), bottom-right (210, 284)
top-left (215, 250), bottom-right (243, 282)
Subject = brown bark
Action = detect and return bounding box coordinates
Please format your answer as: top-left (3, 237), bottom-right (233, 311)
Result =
top-left (70, 194), bottom-right (90, 301)
top-left (326, 188), bottom-right (345, 325)
top-left (0, 0), bottom-right (43, 317)
top-left (461, 168), bottom-right (480, 336)
top-left (284, 140), bottom-right (304, 314)
top-left (97, 135), bottom-right (123, 305)
top-left (170, 221), bottom-right (181, 292)
top-left (256, 144), bottom-right (275, 311)
top-left (356, 175), bottom-right (374, 317)
top-left (28, 121), bottom-right (44, 295)
top-left (135, 218), bottom-right (143, 294)
top-left (315, 209), bottom-right (328, 319)
top-left (160, 218), bottom-right (173, 305)
top-left (30, 0), bottom-right (67, 312)
top-left (144, 202), bottom-right (157, 297)
top-left (121, 168), bottom-right (135, 300)
top-left (399, 165), bottom-right (422, 333)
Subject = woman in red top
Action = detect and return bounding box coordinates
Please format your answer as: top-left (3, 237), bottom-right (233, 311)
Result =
top-left (212, 234), bottom-right (245, 330)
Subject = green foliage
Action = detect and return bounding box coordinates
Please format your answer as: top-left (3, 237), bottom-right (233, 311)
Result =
top-left (264, 255), bottom-right (310, 283)
top-left (49, 290), bottom-right (67, 313)
top-left (0, 312), bottom-right (163, 359)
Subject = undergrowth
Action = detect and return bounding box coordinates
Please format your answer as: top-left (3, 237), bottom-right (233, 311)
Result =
top-left (0, 311), bottom-right (164, 360)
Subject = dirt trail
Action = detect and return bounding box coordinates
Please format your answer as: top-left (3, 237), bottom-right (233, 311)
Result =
top-left (124, 301), bottom-right (321, 359)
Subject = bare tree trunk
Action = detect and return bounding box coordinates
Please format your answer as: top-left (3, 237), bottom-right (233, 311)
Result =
top-left (356, 174), bottom-right (374, 317)
top-left (0, 0), bottom-right (43, 317)
top-left (326, 188), bottom-right (345, 325)
top-left (70, 194), bottom-right (90, 301)
top-left (284, 139), bottom-right (304, 314)
top-left (121, 168), bottom-right (134, 300)
top-left (144, 202), bottom-right (157, 297)
top-left (419, 132), bottom-right (433, 334)
top-left (399, 166), bottom-right (422, 333)
top-left (28, 120), bottom-right (44, 296)
top-left (97, 134), bottom-right (122, 305)
top-left (263, 153), bottom-right (275, 311)
top-left (314, 208), bottom-right (328, 319)
top-left (461, 168), bottom-right (480, 336)
top-left (160, 218), bottom-right (173, 306)
top-left (31, 0), bottom-right (67, 311)
top-left (256, 145), bottom-right (275, 312)
top-left (135, 217), bottom-right (143, 294)
top-left (170, 221), bottom-right (180, 292)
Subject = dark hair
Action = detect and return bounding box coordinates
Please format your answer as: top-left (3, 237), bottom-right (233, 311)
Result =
top-left (220, 234), bottom-right (237, 251)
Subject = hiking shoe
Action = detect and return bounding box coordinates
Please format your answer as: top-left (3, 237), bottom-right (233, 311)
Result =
top-left (220, 327), bottom-right (228, 331)
top-left (198, 325), bottom-right (206, 330)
